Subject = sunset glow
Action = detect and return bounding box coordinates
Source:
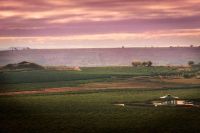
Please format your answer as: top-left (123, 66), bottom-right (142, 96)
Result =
top-left (0, 0), bottom-right (200, 49)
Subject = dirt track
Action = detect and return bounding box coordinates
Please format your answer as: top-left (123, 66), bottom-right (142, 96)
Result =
top-left (0, 85), bottom-right (162, 96)
top-left (1, 78), bottom-right (199, 96)
top-left (0, 81), bottom-right (162, 96)
top-left (0, 87), bottom-right (82, 96)
top-left (0, 86), bottom-right (155, 96)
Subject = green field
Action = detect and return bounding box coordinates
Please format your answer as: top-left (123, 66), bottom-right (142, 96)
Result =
top-left (0, 66), bottom-right (200, 133)
top-left (0, 66), bottom-right (193, 92)
top-left (0, 88), bottom-right (200, 133)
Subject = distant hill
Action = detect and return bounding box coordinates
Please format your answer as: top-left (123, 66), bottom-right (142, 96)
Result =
top-left (0, 48), bottom-right (199, 66)
top-left (9, 47), bottom-right (31, 51)
top-left (1, 61), bottom-right (44, 70)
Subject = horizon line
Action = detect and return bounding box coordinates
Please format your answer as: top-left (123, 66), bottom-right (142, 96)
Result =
top-left (0, 45), bottom-right (199, 51)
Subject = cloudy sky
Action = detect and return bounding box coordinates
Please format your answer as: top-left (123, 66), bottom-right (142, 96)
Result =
top-left (0, 0), bottom-right (200, 49)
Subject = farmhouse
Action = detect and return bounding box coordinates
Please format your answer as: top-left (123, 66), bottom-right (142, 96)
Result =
top-left (152, 94), bottom-right (198, 107)
top-left (160, 94), bottom-right (179, 105)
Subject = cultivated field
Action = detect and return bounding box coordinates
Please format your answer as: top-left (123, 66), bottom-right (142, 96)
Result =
top-left (0, 66), bottom-right (200, 133)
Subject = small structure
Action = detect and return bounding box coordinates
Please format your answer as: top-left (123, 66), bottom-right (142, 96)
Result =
top-left (113, 94), bottom-right (199, 108)
top-left (160, 94), bottom-right (179, 105)
top-left (152, 94), bottom-right (199, 107)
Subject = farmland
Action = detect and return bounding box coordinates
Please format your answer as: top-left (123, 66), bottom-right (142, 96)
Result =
top-left (0, 66), bottom-right (200, 133)
top-left (0, 66), bottom-right (198, 92)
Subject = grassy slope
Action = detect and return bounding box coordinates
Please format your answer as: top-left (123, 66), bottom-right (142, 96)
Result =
top-left (0, 88), bottom-right (200, 133)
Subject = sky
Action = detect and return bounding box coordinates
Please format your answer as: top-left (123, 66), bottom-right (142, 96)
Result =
top-left (0, 0), bottom-right (200, 49)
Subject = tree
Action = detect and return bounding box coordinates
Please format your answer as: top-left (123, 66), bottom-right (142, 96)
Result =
top-left (132, 61), bottom-right (142, 67)
top-left (188, 61), bottom-right (194, 66)
top-left (132, 61), bottom-right (152, 67)
top-left (142, 61), bottom-right (148, 66)
top-left (147, 61), bottom-right (152, 67)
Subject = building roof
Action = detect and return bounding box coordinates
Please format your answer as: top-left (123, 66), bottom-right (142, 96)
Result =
top-left (160, 94), bottom-right (179, 100)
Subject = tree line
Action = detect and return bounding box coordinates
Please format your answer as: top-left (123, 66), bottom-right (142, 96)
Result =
top-left (131, 61), bottom-right (152, 67)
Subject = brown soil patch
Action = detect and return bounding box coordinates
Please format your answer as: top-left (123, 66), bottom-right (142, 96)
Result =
top-left (81, 82), bottom-right (158, 89)
top-left (1, 77), bottom-right (199, 96)
top-left (163, 78), bottom-right (200, 84)
top-left (80, 78), bottom-right (179, 89)
top-left (0, 81), bottom-right (167, 96)
top-left (0, 87), bottom-right (82, 96)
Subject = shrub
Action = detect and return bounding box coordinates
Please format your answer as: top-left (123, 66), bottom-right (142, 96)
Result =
top-left (132, 61), bottom-right (152, 67)
top-left (188, 61), bottom-right (194, 66)
top-left (132, 61), bottom-right (142, 67)
top-left (183, 73), bottom-right (195, 78)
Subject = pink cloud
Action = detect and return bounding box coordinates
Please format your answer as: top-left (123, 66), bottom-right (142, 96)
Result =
top-left (0, 0), bottom-right (200, 47)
